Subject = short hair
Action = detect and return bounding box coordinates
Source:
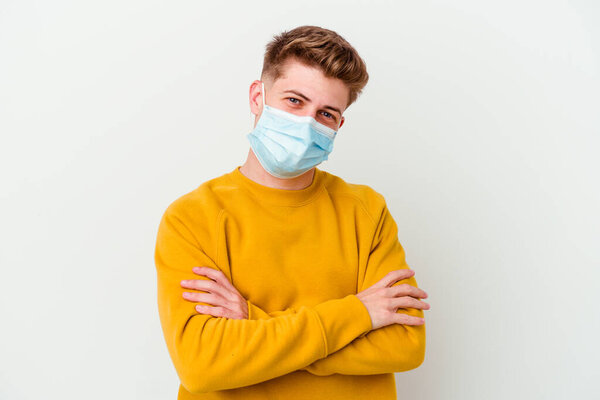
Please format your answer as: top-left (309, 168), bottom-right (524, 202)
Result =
top-left (261, 25), bottom-right (369, 109)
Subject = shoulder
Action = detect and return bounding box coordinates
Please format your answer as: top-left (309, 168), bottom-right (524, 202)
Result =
top-left (320, 169), bottom-right (388, 225)
top-left (161, 171), bottom-right (233, 227)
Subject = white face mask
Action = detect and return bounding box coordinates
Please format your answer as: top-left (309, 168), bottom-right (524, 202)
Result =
top-left (246, 82), bottom-right (341, 179)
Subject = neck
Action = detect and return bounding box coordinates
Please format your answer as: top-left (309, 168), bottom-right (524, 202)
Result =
top-left (239, 148), bottom-right (316, 190)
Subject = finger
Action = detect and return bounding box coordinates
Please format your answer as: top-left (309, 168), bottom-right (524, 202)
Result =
top-left (180, 279), bottom-right (211, 290)
top-left (373, 269), bottom-right (415, 289)
top-left (391, 296), bottom-right (430, 310)
top-left (181, 276), bottom-right (232, 301)
top-left (390, 283), bottom-right (428, 299)
top-left (195, 305), bottom-right (234, 319)
top-left (192, 266), bottom-right (240, 295)
top-left (392, 312), bottom-right (425, 326)
top-left (182, 291), bottom-right (224, 306)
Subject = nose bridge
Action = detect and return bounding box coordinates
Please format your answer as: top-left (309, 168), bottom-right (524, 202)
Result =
top-left (292, 102), bottom-right (320, 121)
top-left (307, 103), bottom-right (321, 119)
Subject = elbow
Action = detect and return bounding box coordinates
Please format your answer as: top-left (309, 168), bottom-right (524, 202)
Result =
top-left (395, 326), bottom-right (426, 372)
top-left (181, 381), bottom-right (208, 396)
top-left (408, 337), bottom-right (426, 370)
top-left (176, 351), bottom-right (233, 394)
top-left (180, 379), bottom-right (205, 396)
top-left (171, 319), bottom-right (224, 394)
top-left (180, 367), bottom-right (245, 394)
top-left (175, 344), bottom-right (230, 394)
top-left (396, 342), bottom-right (425, 372)
top-left (179, 369), bottom-right (217, 395)
top-left (173, 343), bottom-right (218, 394)
top-left (176, 361), bottom-right (207, 395)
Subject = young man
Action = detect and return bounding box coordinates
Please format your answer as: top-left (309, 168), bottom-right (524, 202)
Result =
top-left (155, 25), bottom-right (430, 399)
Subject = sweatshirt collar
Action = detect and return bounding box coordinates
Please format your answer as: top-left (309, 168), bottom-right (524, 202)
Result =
top-left (229, 165), bottom-right (325, 207)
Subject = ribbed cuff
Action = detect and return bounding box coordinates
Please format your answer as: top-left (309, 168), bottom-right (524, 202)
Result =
top-left (312, 294), bottom-right (372, 356)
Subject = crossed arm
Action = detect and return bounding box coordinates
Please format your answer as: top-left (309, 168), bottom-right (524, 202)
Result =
top-left (248, 288), bottom-right (425, 376)
top-left (157, 201), bottom-right (427, 394)
top-left (183, 267), bottom-right (426, 376)
top-left (179, 204), bottom-right (427, 377)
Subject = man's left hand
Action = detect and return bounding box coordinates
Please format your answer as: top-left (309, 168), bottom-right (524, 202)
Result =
top-left (180, 266), bottom-right (248, 319)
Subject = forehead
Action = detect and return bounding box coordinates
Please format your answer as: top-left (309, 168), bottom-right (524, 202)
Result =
top-left (271, 58), bottom-right (349, 112)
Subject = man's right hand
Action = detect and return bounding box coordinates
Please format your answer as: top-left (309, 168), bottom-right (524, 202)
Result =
top-left (355, 269), bottom-right (430, 330)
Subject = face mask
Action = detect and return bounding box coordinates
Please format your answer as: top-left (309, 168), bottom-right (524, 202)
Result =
top-left (246, 81), bottom-right (341, 179)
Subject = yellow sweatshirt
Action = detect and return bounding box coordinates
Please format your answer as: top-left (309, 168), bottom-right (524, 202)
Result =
top-left (154, 165), bottom-right (426, 399)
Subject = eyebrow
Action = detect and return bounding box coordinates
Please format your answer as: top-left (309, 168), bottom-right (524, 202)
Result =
top-left (282, 89), bottom-right (342, 117)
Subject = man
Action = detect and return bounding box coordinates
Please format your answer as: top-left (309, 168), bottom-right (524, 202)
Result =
top-left (155, 25), bottom-right (430, 399)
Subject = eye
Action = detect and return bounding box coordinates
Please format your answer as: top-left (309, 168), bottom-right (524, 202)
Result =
top-left (321, 111), bottom-right (334, 120)
top-left (287, 97), bottom-right (301, 104)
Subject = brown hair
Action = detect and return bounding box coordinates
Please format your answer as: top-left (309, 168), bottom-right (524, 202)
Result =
top-left (261, 25), bottom-right (369, 108)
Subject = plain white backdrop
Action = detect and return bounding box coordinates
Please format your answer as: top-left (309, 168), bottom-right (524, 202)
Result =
top-left (1, 0), bottom-right (599, 399)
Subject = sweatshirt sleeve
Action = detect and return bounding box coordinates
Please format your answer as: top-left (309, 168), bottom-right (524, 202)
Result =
top-left (247, 201), bottom-right (427, 376)
top-left (154, 205), bottom-right (372, 394)
top-left (303, 201), bottom-right (427, 375)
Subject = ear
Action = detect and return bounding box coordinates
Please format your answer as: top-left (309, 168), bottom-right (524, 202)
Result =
top-left (338, 115), bottom-right (345, 130)
top-left (249, 80), bottom-right (263, 116)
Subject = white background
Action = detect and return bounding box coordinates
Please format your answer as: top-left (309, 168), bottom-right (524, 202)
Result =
top-left (1, 1), bottom-right (599, 399)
